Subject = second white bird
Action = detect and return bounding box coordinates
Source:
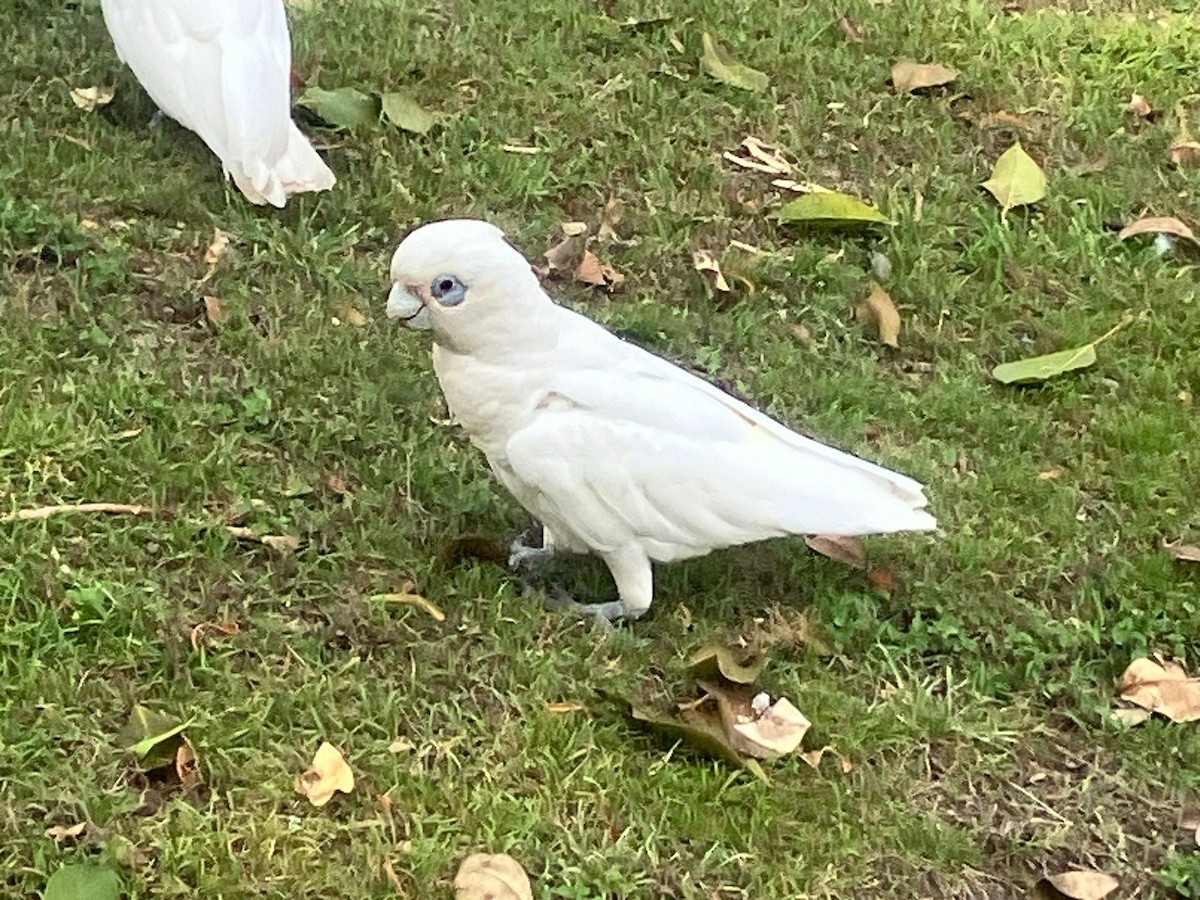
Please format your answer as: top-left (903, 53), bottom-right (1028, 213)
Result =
top-left (386, 219), bottom-right (936, 621)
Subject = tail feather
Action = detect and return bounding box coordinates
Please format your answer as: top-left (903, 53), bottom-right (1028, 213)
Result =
top-left (230, 123), bottom-right (335, 207)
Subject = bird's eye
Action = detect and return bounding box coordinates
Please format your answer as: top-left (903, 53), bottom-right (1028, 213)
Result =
top-left (429, 274), bottom-right (467, 307)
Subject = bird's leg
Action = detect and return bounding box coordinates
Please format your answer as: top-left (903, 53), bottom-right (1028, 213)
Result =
top-left (508, 524), bottom-right (557, 570)
top-left (558, 544), bottom-right (652, 623)
top-left (147, 108), bottom-right (166, 130)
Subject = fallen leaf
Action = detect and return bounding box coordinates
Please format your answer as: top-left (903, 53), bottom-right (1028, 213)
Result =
top-left (890, 60), bottom-right (958, 92)
top-left (981, 142), bottom-right (1047, 212)
top-left (325, 473), bottom-right (349, 495)
top-left (382, 857), bottom-right (405, 893)
top-left (1165, 542), bottom-right (1200, 563)
top-left (454, 853), bottom-right (533, 900)
top-left (991, 318), bottom-right (1128, 385)
top-left (225, 526), bottom-right (301, 555)
top-left (597, 197), bottom-right (624, 241)
top-left (776, 191), bottom-right (892, 227)
top-left (700, 32), bottom-right (770, 93)
top-left (294, 741), bottom-right (355, 807)
top-left (174, 739), bottom-right (199, 787)
top-left (1117, 657), bottom-right (1200, 723)
top-left (188, 620), bottom-right (240, 651)
top-left (856, 281), bottom-right (901, 348)
top-left (724, 137), bottom-right (792, 176)
top-left (69, 85), bottom-right (115, 112)
top-left (543, 230), bottom-right (586, 274)
top-left (500, 143), bottom-right (542, 155)
top-left (837, 14), bottom-right (865, 41)
top-left (805, 534), bottom-right (866, 569)
top-left (44, 864), bottom-right (119, 900)
top-left (692, 249), bottom-right (730, 292)
top-left (728, 694), bottom-right (811, 757)
top-left (687, 644), bottom-right (765, 684)
top-left (44, 822), bottom-right (87, 841)
top-left (1127, 93), bottom-right (1153, 118)
top-left (544, 700), bottom-right (585, 713)
top-left (1038, 870), bottom-right (1120, 900)
top-left (388, 737), bottom-right (415, 753)
top-left (381, 91), bottom-right (435, 134)
top-left (202, 295), bottom-right (226, 326)
top-left (790, 323), bottom-right (814, 344)
top-left (203, 228), bottom-right (230, 267)
top-left (122, 705), bottom-right (193, 764)
top-left (1112, 707), bottom-right (1151, 726)
top-left (297, 86), bottom-right (380, 129)
top-left (574, 250), bottom-right (625, 290)
top-left (1170, 141), bottom-right (1200, 167)
top-left (867, 566), bottom-right (895, 594)
top-left (1118, 216), bottom-right (1198, 245)
top-left (370, 591), bottom-right (445, 621)
top-left (798, 744), bottom-right (853, 772)
top-left (1038, 468), bottom-right (1062, 480)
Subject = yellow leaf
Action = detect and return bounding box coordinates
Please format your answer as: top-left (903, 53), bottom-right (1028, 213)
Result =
top-left (371, 591), bottom-right (445, 621)
top-left (890, 60), bottom-right (958, 92)
top-left (855, 282), bottom-right (901, 348)
top-left (981, 142), bottom-right (1047, 212)
top-left (294, 741), bottom-right (355, 807)
top-left (700, 33), bottom-right (769, 93)
top-left (544, 700), bottom-right (584, 713)
top-left (69, 85), bottom-right (115, 111)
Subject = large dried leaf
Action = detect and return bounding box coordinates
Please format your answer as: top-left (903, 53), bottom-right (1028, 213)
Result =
top-left (1117, 657), bottom-right (1200, 723)
top-left (982, 143), bottom-right (1046, 212)
top-left (381, 92), bottom-right (435, 134)
top-left (701, 683), bottom-right (810, 758)
top-left (370, 590), bottom-right (445, 621)
top-left (1170, 140), bottom-right (1200, 167)
top-left (805, 534), bottom-right (866, 568)
top-left (692, 249), bottom-right (730, 292)
top-left (44, 865), bottom-right (119, 900)
top-left (700, 33), bottom-right (770, 93)
top-left (992, 319), bottom-right (1126, 385)
top-left (687, 644), bottom-right (765, 684)
top-left (69, 85), bottom-right (115, 112)
top-left (453, 853), bottom-right (532, 900)
top-left (1038, 870), bottom-right (1120, 899)
top-left (297, 86), bottom-right (380, 129)
top-left (776, 191), bottom-right (892, 227)
top-left (856, 282), bottom-right (900, 348)
top-left (1165, 542), bottom-right (1200, 563)
top-left (1118, 216), bottom-right (1198, 246)
top-left (890, 60), bottom-right (958, 92)
top-left (294, 741), bottom-right (355, 806)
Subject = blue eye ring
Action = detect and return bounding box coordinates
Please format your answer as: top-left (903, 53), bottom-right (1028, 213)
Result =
top-left (430, 274), bottom-right (467, 307)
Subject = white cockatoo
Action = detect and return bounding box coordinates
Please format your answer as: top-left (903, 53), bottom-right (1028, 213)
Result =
top-left (100, 0), bottom-right (336, 207)
top-left (386, 220), bottom-right (936, 621)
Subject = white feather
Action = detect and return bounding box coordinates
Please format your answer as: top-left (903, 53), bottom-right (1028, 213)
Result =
top-left (388, 220), bottom-right (936, 618)
top-left (100, 0), bottom-right (335, 207)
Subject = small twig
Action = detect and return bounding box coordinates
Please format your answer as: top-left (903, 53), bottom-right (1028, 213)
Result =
top-left (0, 502), bottom-right (153, 523)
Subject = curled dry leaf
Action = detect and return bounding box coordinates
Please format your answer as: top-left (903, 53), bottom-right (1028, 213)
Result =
top-left (70, 85), bottom-right (115, 111)
top-left (1039, 870), bottom-right (1120, 900)
top-left (203, 228), bottom-right (230, 267)
top-left (202, 295), bottom-right (226, 326)
top-left (890, 60), bottom-right (958, 92)
top-left (453, 853), bottom-right (533, 900)
top-left (856, 282), bottom-right (901, 348)
top-left (724, 137), bottom-right (792, 176)
top-left (371, 591), bottom-right (446, 621)
top-left (225, 526), bottom-right (300, 555)
top-left (1170, 141), bottom-right (1200, 167)
top-left (798, 745), bottom-right (854, 772)
top-left (188, 620), bottom-right (240, 651)
top-left (544, 700), bottom-right (584, 713)
top-left (692, 249), bottom-right (730, 292)
top-left (294, 741), bottom-right (355, 807)
top-left (700, 32), bottom-right (770, 93)
top-left (1117, 657), bottom-right (1200, 723)
top-left (688, 644), bottom-right (765, 684)
top-left (1118, 216), bottom-right (1198, 245)
top-left (1164, 542), bottom-right (1200, 563)
top-left (805, 534), bottom-right (866, 569)
top-left (1127, 93), bottom-right (1153, 118)
top-left (597, 197), bottom-right (624, 241)
top-left (574, 251), bottom-right (625, 290)
top-left (730, 695), bottom-right (811, 757)
top-left (837, 14), bottom-right (865, 42)
top-left (175, 739), bottom-right (199, 787)
top-left (44, 822), bottom-right (87, 842)
top-left (981, 142), bottom-right (1047, 212)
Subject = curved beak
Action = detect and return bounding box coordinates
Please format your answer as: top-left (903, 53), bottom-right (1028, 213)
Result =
top-left (386, 282), bottom-right (432, 330)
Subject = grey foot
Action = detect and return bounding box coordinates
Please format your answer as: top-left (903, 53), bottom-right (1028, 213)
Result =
top-left (508, 534), bottom-right (555, 570)
top-left (542, 587), bottom-right (636, 630)
top-left (147, 109), bottom-right (166, 130)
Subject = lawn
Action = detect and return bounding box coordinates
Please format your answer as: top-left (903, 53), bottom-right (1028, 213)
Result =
top-left (2, 0), bottom-right (1199, 896)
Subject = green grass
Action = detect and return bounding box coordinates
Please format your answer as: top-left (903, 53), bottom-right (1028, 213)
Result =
top-left (3, 0), bottom-right (1200, 896)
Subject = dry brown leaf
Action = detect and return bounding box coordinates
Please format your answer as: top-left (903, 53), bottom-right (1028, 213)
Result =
top-left (1118, 216), bottom-right (1198, 245)
top-left (574, 251), bottom-right (624, 290)
top-left (692, 249), bottom-right (730, 292)
top-left (1170, 141), bottom-right (1200, 167)
top-left (70, 85), bottom-right (115, 111)
top-left (188, 620), bottom-right (240, 651)
top-left (453, 853), bottom-right (533, 900)
top-left (225, 526), bottom-right (300, 555)
top-left (837, 14), bottom-right (865, 42)
top-left (175, 739), bottom-right (198, 787)
top-left (1039, 870), bottom-right (1120, 900)
top-left (1165, 542), bottom-right (1200, 563)
top-left (805, 534), bottom-right (866, 569)
top-left (597, 197), bottom-right (624, 241)
top-left (204, 228), bottom-right (230, 267)
top-left (1117, 657), bottom-right (1200, 723)
top-left (1127, 93), bottom-right (1153, 118)
top-left (202, 295), bottom-right (226, 326)
top-left (729, 695), bottom-right (811, 756)
top-left (723, 137), bottom-right (792, 176)
top-left (325, 473), bottom-right (349, 495)
top-left (790, 323), bottom-right (814, 345)
top-left (294, 741), bottom-right (355, 807)
top-left (1039, 468), bottom-right (1062, 480)
top-left (44, 822), bottom-right (87, 841)
top-left (798, 745), bottom-right (854, 772)
top-left (1112, 707), bottom-right (1151, 726)
top-left (542, 233), bottom-right (586, 274)
top-left (0, 502), bottom-right (151, 523)
top-left (867, 566), bottom-right (895, 594)
top-left (382, 857), bottom-right (405, 893)
top-left (891, 60), bottom-right (958, 92)
top-left (856, 282), bottom-right (901, 348)
top-left (544, 700), bottom-right (584, 713)
top-left (388, 737), bottom-right (415, 753)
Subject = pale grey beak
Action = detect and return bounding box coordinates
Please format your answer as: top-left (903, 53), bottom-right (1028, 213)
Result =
top-left (386, 282), bottom-right (432, 330)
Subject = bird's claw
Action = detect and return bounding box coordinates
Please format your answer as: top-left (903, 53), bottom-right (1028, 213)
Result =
top-left (508, 534), bottom-right (555, 570)
top-left (541, 587), bottom-right (623, 631)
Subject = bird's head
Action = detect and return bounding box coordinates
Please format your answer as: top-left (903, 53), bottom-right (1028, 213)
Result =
top-left (386, 219), bottom-right (548, 353)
